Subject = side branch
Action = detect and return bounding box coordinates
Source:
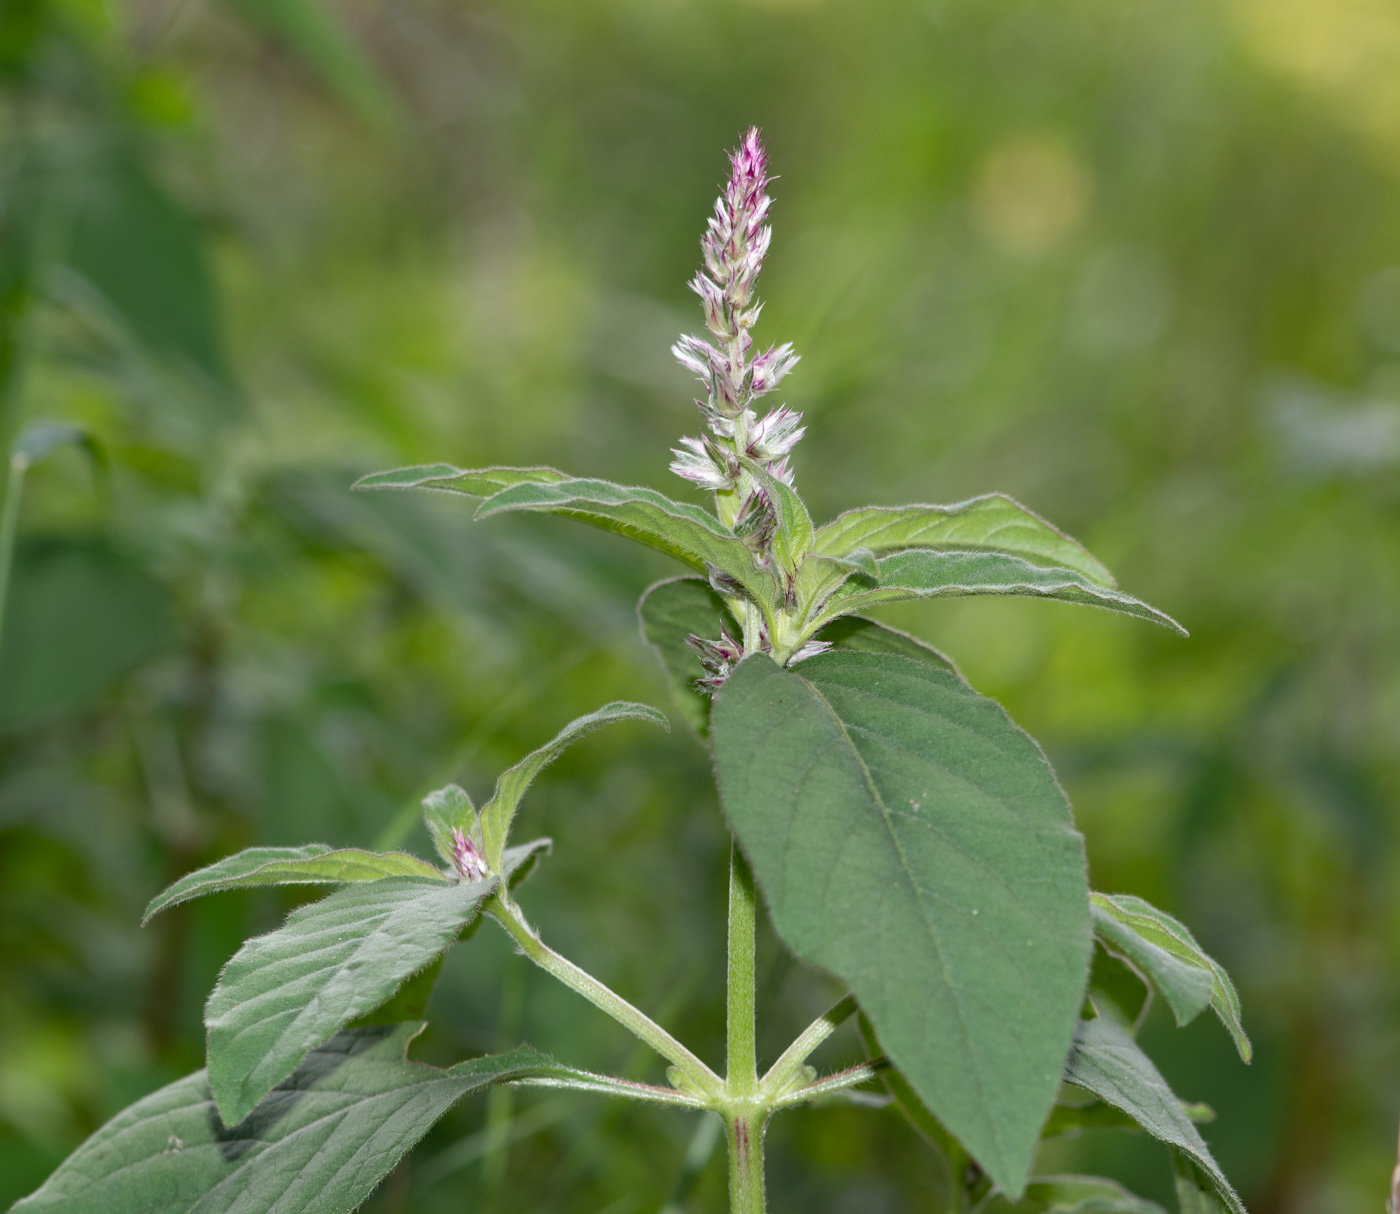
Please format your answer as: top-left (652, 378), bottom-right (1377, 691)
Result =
top-left (486, 892), bottom-right (723, 1100)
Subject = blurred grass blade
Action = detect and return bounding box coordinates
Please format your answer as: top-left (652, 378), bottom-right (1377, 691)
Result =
top-left (353, 463), bottom-right (570, 494)
top-left (143, 844), bottom-right (450, 923)
top-left (11, 1024), bottom-right (560, 1214)
top-left (979, 1174), bottom-right (1169, 1213)
top-left (215, 0), bottom-right (402, 132)
top-left (815, 495), bottom-right (1116, 587)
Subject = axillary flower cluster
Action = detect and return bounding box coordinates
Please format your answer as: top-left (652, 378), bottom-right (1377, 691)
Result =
top-left (670, 128), bottom-right (826, 690)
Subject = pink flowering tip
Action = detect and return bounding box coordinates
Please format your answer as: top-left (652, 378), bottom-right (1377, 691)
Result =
top-left (671, 435), bottom-right (738, 492)
top-left (749, 344), bottom-right (799, 397)
top-left (450, 827), bottom-right (491, 881)
top-left (728, 127), bottom-right (770, 194)
top-left (790, 639), bottom-right (832, 664)
top-left (748, 407), bottom-right (805, 461)
top-left (766, 455), bottom-right (796, 486)
top-left (672, 334), bottom-right (722, 383)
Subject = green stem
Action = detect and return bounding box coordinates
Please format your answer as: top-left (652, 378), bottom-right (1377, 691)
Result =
top-left (725, 840), bottom-right (765, 1212)
top-left (760, 993), bottom-right (856, 1098)
top-left (0, 456), bottom-right (28, 663)
top-left (726, 840), bottom-right (758, 1097)
top-left (486, 891), bottom-right (722, 1100)
top-left (725, 1110), bottom-right (767, 1214)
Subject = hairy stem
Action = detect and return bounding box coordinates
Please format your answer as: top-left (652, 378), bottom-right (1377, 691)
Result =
top-left (761, 993), bottom-right (857, 1098)
top-left (727, 841), bottom-right (759, 1096)
top-left (725, 841), bottom-right (765, 1211)
top-left (486, 891), bottom-right (723, 1099)
top-left (725, 1110), bottom-right (767, 1214)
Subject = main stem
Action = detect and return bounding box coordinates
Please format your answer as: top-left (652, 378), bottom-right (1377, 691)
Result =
top-left (725, 840), bottom-right (765, 1213)
top-left (0, 458), bottom-right (27, 661)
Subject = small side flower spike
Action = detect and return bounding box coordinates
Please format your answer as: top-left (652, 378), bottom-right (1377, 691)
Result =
top-left (450, 827), bottom-right (491, 881)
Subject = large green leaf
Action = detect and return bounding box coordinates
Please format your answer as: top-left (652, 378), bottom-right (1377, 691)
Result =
top-left (204, 840), bottom-right (546, 1126)
top-left (711, 651), bottom-right (1091, 1195)
top-left (143, 845), bottom-right (449, 923)
top-left (475, 478), bottom-right (776, 604)
top-left (814, 495), bottom-right (1115, 587)
top-left (1064, 1017), bottom-right (1245, 1214)
top-left (1091, 893), bottom-right (1250, 1062)
top-left (814, 615), bottom-right (959, 674)
top-left (353, 463), bottom-right (569, 496)
top-left (479, 702), bottom-right (668, 869)
top-left (813, 550), bottom-right (1185, 635)
top-left (11, 1024), bottom-right (564, 1214)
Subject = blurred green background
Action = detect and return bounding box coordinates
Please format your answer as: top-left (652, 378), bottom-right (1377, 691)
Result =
top-left (3, 0), bottom-right (1399, 1210)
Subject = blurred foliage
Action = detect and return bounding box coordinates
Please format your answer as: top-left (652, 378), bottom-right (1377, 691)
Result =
top-left (2, 0), bottom-right (1399, 1211)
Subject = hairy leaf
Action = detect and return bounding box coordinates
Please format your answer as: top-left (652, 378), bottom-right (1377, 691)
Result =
top-left (144, 846), bottom-right (448, 923)
top-left (476, 478), bottom-right (774, 604)
top-left (204, 840), bottom-right (547, 1126)
top-left (814, 549), bottom-right (1185, 635)
top-left (637, 576), bottom-right (736, 734)
top-left (12, 1024), bottom-right (560, 1214)
top-left (1091, 893), bottom-right (1250, 1062)
top-left (815, 495), bottom-right (1115, 587)
top-left (711, 651), bottom-right (1090, 1195)
top-left (814, 615), bottom-right (959, 674)
top-left (1064, 1017), bottom-right (1244, 1214)
top-left (479, 702), bottom-right (668, 868)
top-left (741, 457), bottom-right (814, 577)
top-left (1173, 1151), bottom-right (1232, 1214)
top-left (979, 1174), bottom-right (1169, 1213)
top-left (352, 463), bottom-right (569, 495)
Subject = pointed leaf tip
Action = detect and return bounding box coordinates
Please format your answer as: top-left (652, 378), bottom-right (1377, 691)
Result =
top-left (479, 701), bottom-right (668, 870)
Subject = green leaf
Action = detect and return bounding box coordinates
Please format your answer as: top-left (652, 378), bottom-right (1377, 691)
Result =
top-left (814, 615), bottom-right (959, 674)
top-left (814, 549), bottom-right (1186, 635)
top-left (814, 494), bottom-right (1116, 587)
top-left (475, 478), bottom-right (776, 604)
top-left (1064, 1017), bottom-right (1245, 1214)
top-left (479, 702), bottom-right (668, 869)
top-left (11, 1023), bottom-right (562, 1214)
top-left (1173, 1151), bottom-right (1233, 1214)
top-left (1091, 894), bottom-right (1249, 1062)
top-left (216, 0), bottom-right (402, 132)
top-left (204, 840), bottom-right (546, 1126)
top-left (421, 784), bottom-right (477, 868)
top-left (143, 845), bottom-right (448, 924)
top-left (740, 456), bottom-right (814, 577)
top-left (711, 651), bottom-right (1091, 1196)
top-left (1042, 1095), bottom-right (1142, 1137)
top-left (1086, 944), bottom-right (1152, 1031)
top-left (979, 1174), bottom-right (1169, 1213)
top-left (352, 463), bottom-right (570, 495)
top-left (637, 576), bottom-right (736, 735)
top-left (819, 546), bottom-right (880, 578)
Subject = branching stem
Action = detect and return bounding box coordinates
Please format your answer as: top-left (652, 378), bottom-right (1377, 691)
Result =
top-left (486, 891), bottom-right (723, 1100)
